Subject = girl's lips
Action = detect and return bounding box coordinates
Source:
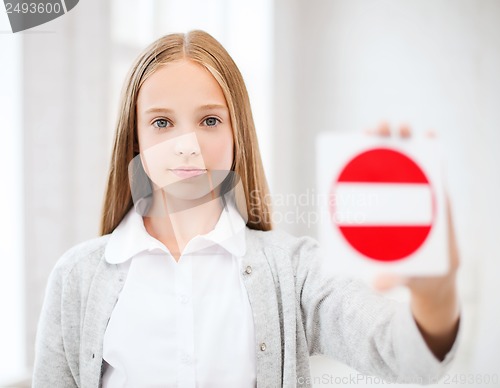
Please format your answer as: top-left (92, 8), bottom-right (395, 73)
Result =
top-left (169, 169), bottom-right (207, 178)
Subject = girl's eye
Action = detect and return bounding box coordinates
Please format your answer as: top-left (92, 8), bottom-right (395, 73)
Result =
top-left (203, 117), bottom-right (221, 127)
top-left (153, 119), bottom-right (170, 129)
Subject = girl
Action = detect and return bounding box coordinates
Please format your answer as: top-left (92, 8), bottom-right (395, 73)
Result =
top-left (32, 30), bottom-right (460, 388)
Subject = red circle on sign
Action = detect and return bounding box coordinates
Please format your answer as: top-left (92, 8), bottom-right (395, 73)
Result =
top-left (329, 148), bottom-right (436, 262)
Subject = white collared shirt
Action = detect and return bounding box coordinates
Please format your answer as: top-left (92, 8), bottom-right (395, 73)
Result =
top-left (101, 202), bottom-right (256, 388)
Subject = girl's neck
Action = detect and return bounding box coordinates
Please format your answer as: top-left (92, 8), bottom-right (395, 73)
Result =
top-left (142, 188), bottom-right (224, 260)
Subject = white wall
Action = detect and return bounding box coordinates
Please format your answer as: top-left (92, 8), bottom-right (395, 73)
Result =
top-left (273, 0), bottom-right (500, 386)
top-left (0, 11), bottom-right (25, 386)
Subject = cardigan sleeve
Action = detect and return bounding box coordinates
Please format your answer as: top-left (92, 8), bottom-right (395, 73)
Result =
top-left (32, 261), bottom-right (79, 388)
top-left (296, 236), bottom-right (461, 384)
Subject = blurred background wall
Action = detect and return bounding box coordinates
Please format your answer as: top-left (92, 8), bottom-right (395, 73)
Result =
top-left (1, 0), bottom-right (499, 386)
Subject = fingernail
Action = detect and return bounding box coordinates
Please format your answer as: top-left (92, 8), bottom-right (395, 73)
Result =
top-left (400, 125), bottom-right (411, 138)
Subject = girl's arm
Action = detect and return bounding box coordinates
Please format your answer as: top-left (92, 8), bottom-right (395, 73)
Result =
top-left (410, 277), bottom-right (460, 361)
top-left (410, 196), bottom-right (460, 361)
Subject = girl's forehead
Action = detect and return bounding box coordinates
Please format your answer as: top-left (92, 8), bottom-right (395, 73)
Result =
top-left (137, 60), bottom-right (227, 109)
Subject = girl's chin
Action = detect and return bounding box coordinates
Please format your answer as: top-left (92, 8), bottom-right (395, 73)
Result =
top-left (160, 183), bottom-right (217, 202)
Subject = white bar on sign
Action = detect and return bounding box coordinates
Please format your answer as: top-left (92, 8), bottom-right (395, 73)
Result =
top-left (332, 183), bottom-right (433, 225)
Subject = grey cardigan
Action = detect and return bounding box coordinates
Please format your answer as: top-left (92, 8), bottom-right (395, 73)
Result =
top-left (32, 227), bottom-right (459, 387)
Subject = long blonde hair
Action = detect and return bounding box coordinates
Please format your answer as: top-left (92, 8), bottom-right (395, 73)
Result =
top-left (100, 30), bottom-right (272, 235)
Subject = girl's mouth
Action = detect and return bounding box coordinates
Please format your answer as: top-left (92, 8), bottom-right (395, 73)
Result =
top-left (169, 168), bottom-right (207, 178)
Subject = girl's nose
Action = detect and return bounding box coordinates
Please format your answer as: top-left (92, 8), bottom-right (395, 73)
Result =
top-left (174, 133), bottom-right (201, 156)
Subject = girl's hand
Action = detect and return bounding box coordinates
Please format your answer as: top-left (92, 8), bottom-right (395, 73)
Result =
top-left (367, 121), bottom-right (460, 361)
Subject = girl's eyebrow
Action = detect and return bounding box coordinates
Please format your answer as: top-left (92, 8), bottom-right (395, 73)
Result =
top-left (144, 107), bottom-right (174, 114)
top-left (143, 104), bottom-right (228, 114)
top-left (196, 104), bottom-right (228, 111)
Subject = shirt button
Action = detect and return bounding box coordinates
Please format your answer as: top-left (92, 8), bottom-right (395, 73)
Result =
top-left (245, 265), bottom-right (252, 274)
top-left (180, 294), bottom-right (190, 304)
top-left (260, 342), bottom-right (267, 351)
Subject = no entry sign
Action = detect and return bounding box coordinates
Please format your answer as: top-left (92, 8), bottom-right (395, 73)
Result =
top-left (316, 132), bottom-right (448, 279)
top-left (330, 148), bottom-right (436, 261)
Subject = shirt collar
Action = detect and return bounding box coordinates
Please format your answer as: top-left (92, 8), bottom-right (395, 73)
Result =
top-left (105, 200), bottom-right (247, 264)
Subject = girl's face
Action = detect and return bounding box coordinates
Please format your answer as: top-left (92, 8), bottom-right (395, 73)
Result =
top-left (136, 59), bottom-right (234, 200)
